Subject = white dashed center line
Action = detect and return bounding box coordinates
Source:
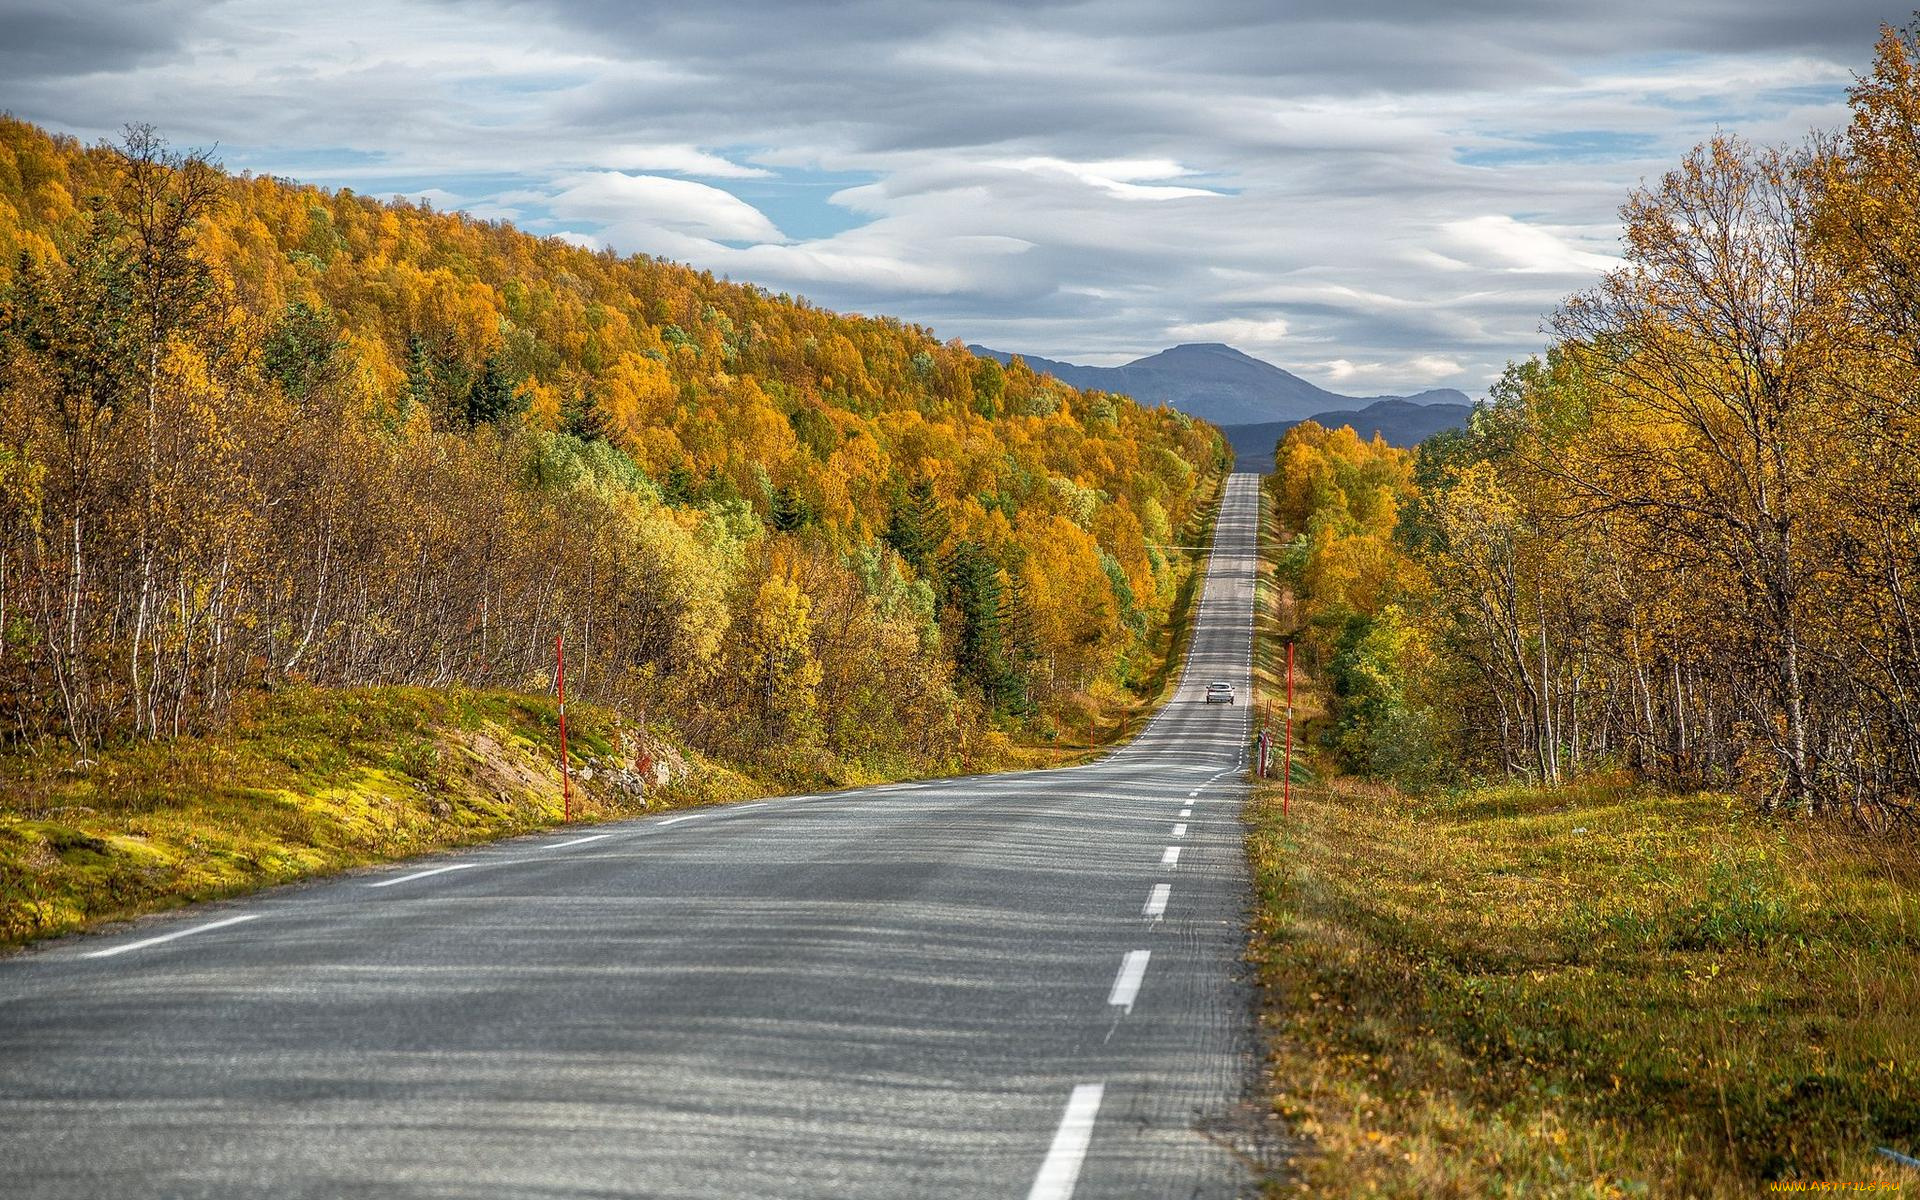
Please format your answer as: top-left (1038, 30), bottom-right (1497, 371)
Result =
top-left (83, 913), bottom-right (262, 959)
top-left (1161, 846), bottom-right (1181, 867)
top-left (540, 833), bottom-right (613, 850)
top-left (1143, 884), bottom-right (1171, 919)
top-left (1113, 944), bottom-right (1152, 1013)
top-left (1027, 1083), bottom-right (1104, 1200)
top-left (1171, 823), bottom-right (1188, 838)
top-left (1109, 950), bottom-right (1151, 1010)
top-left (367, 863), bottom-right (476, 889)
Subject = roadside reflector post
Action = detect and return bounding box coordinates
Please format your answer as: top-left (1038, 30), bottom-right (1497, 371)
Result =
top-left (557, 633), bottom-right (572, 824)
top-left (1264, 699), bottom-right (1274, 776)
top-left (1283, 641), bottom-right (1295, 816)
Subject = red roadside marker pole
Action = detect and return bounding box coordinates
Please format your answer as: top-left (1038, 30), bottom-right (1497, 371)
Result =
top-left (556, 633), bottom-right (572, 824)
top-left (1283, 641), bottom-right (1295, 816)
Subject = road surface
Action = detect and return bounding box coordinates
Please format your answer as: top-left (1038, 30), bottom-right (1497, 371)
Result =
top-left (0, 473), bottom-right (1265, 1199)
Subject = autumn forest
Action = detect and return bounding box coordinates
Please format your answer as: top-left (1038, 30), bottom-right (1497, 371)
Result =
top-left (0, 116), bottom-right (1225, 779)
top-left (1274, 28), bottom-right (1920, 830)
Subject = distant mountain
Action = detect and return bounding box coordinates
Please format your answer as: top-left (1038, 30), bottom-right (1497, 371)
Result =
top-left (968, 342), bottom-right (1471, 427)
top-left (1223, 398), bottom-right (1475, 473)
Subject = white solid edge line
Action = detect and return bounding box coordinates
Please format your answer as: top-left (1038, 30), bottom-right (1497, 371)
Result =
top-left (540, 833), bottom-right (614, 850)
top-left (1027, 1083), bottom-right (1105, 1200)
top-left (1143, 883), bottom-right (1171, 919)
top-left (83, 913), bottom-right (263, 959)
top-left (1108, 949), bottom-right (1151, 1009)
top-left (1161, 846), bottom-right (1181, 867)
top-left (367, 863), bottom-right (477, 889)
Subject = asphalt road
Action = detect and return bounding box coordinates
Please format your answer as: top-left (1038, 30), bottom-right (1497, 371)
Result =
top-left (0, 472), bottom-right (1266, 1200)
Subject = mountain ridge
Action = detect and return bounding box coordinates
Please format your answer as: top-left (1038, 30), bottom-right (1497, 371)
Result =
top-left (968, 341), bottom-right (1472, 426)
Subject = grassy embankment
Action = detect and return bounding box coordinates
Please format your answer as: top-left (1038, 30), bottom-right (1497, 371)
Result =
top-left (0, 686), bottom-right (760, 948)
top-left (1244, 482), bottom-right (1920, 1196)
top-left (0, 467), bottom-right (1229, 952)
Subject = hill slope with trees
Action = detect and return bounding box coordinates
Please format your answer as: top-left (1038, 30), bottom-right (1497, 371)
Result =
top-left (0, 116), bottom-right (1226, 783)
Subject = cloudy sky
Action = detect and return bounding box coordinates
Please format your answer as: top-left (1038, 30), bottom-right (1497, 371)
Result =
top-left (0, 1), bottom-right (1898, 396)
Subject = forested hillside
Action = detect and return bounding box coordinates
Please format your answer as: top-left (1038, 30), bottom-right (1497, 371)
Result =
top-left (1271, 28), bottom-right (1920, 828)
top-left (0, 117), bottom-right (1224, 777)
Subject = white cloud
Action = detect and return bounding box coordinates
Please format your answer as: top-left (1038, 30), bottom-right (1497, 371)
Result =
top-left (1168, 317), bottom-right (1292, 345)
top-left (550, 229), bottom-right (607, 250)
top-left (1410, 355), bottom-right (1469, 379)
top-left (591, 143), bottom-right (772, 179)
top-left (1315, 355), bottom-right (1469, 392)
top-left (1579, 54), bottom-right (1854, 101)
top-left (547, 171), bottom-right (787, 245)
top-left (998, 157), bottom-right (1225, 201)
top-left (721, 238), bottom-right (1011, 295)
top-left (1441, 215), bottom-right (1625, 275)
top-left (403, 187), bottom-right (464, 210)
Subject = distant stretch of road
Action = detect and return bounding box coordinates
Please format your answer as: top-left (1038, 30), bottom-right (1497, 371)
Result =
top-left (0, 473), bottom-right (1264, 1199)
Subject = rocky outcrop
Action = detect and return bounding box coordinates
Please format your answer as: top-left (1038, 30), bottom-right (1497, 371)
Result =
top-left (583, 729), bottom-right (690, 805)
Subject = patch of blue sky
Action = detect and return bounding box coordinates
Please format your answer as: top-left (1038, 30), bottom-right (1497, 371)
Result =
top-left (1456, 130), bottom-right (1661, 168)
top-left (223, 146), bottom-right (390, 173)
top-left (1170, 165), bottom-right (1239, 193)
top-left (725, 169), bottom-right (881, 241)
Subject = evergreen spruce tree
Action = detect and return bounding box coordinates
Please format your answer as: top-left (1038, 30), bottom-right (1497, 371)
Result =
top-left (262, 300), bottom-right (343, 407)
top-left (663, 462), bottom-right (695, 506)
top-left (999, 569), bottom-right (1041, 716)
top-left (942, 540), bottom-right (1009, 708)
top-left (562, 386), bottom-right (613, 442)
top-left (769, 483), bottom-right (810, 532)
top-left (464, 353), bottom-right (525, 425)
top-left (401, 332), bottom-right (434, 421)
top-left (884, 478), bottom-right (949, 575)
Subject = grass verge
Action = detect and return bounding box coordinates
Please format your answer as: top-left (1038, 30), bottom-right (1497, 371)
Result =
top-left (1244, 482), bottom-right (1920, 1195)
top-left (1247, 778), bottom-right (1920, 1196)
top-left (0, 686), bottom-right (756, 950)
